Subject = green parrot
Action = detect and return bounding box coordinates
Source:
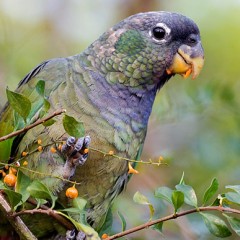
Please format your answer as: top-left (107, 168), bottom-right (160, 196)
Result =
top-left (0, 11), bottom-right (204, 239)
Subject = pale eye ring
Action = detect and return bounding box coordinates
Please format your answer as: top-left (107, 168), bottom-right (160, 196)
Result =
top-left (149, 23), bottom-right (171, 43)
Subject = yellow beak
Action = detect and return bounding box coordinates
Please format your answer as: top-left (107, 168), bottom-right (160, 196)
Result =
top-left (166, 42), bottom-right (204, 80)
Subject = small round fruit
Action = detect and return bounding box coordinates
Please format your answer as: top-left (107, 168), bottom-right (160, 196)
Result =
top-left (4, 173), bottom-right (17, 187)
top-left (66, 186), bottom-right (78, 199)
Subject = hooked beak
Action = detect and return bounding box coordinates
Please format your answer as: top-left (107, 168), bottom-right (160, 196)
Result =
top-left (166, 42), bottom-right (204, 80)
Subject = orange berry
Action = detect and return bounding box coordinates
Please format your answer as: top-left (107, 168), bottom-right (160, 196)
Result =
top-left (23, 161), bottom-right (28, 166)
top-left (108, 150), bottom-right (114, 155)
top-left (22, 151), bottom-right (28, 157)
top-left (128, 163), bottom-right (139, 174)
top-left (58, 144), bottom-right (62, 151)
top-left (4, 165), bottom-right (9, 170)
top-left (101, 233), bottom-right (109, 239)
top-left (50, 147), bottom-right (57, 153)
top-left (159, 155), bottom-right (164, 161)
top-left (9, 167), bottom-right (17, 175)
top-left (4, 173), bottom-right (17, 187)
top-left (65, 186), bottom-right (78, 199)
top-left (37, 146), bottom-right (43, 152)
top-left (83, 148), bottom-right (89, 154)
top-left (37, 139), bottom-right (42, 145)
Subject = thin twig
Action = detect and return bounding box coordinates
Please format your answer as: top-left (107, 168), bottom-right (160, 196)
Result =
top-left (106, 206), bottom-right (240, 240)
top-left (12, 206), bottom-right (74, 230)
top-left (90, 147), bottom-right (167, 166)
top-left (0, 192), bottom-right (37, 240)
top-left (0, 109), bottom-right (66, 142)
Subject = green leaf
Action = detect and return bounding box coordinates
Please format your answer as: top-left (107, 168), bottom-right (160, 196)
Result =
top-left (224, 214), bottom-right (240, 236)
top-left (35, 198), bottom-right (48, 208)
top-left (226, 185), bottom-right (240, 194)
top-left (154, 186), bottom-right (173, 204)
top-left (27, 180), bottom-right (57, 208)
top-left (171, 190), bottom-right (184, 213)
top-left (6, 88), bottom-right (31, 122)
top-left (98, 207), bottom-right (113, 237)
top-left (201, 213), bottom-right (231, 237)
top-left (39, 99), bottom-right (51, 118)
top-left (72, 197), bottom-right (87, 211)
top-left (0, 121), bottom-right (14, 161)
top-left (35, 80), bottom-right (45, 96)
top-left (152, 222), bottom-right (163, 234)
top-left (133, 191), bottom-right (155, 220)
top-left (176, 184), bottom-right (198, 207)
top-left (4, 189), bottom-right (22, 209)
top-left (42, 118), bottom-right (56, 127)
top-left (60, 207), bottom-right (84, 214)
top-left (57, 211), bottom-right (100, 239)
top-left (0, 139), bottom-right (13, 162)
top-left (203, 178), bottom-right (219, 205)
top-left (0, 181), bottom-right (5, 189)
top-left (15, 171), bottom-right (31, 206)
top-left (225, 192), bottom-right (240, 205)
top-left (63, 114), bottom-right (85, 138)
top-left (117, 211), bottom-right (126, 232)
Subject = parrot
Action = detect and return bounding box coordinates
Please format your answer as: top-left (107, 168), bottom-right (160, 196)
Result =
top-left (0, 11), bottom-right (204, 239)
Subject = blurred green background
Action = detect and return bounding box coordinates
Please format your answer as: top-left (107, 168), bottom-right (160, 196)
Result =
top-left (1, 0), bottom-right (240, 239)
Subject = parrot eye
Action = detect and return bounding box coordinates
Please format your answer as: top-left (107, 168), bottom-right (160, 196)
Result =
top-left (149, 23), bottom-right (171, 43)
top-left (152, 27), bottom-right (166, 40)
top-left (187, 34), bottom-right (198, 46)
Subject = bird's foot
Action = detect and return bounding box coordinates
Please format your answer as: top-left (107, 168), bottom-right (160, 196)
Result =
top-left (66, 229), bottom-right (86, 240)
top-left (60, 136), bottom-right (91, 180)
top-left (61, 136), bottom-right (91, 166)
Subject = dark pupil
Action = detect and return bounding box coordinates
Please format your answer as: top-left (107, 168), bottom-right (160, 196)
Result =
top-left (152, 27), bottom-right (166, 40)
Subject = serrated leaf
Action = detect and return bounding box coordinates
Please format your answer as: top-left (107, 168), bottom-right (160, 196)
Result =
top-left (203, 178), bottom-right (219, 205)
top-left (6, 88), bottom-right (31, 122)
top-left (36, 80), bottom-right (45, 97)
top-left (27, 180), bottom-right (57, 208)
top-left (72, 197), bottom-right (87, 211)
top-left (171, 190), bottom-right (184, 213)
top-left (133, 191), bottom-right (155, 220)
top-left (201, 213), bottom-right (231, 237)
top-left (117, 211), bottom-right (126, 232)
top-left (154, 186), bottom-right (173, 204)
top-left (225, 192), bottom-right (240, 205)
top-left (226, 185), bottom-right (240, 194)
top-left (63, 114), bottom-right (85, 138)
top-left (4, 189), bottom-right (22, 209)
top-left (176, 184), bottom-right (198, 207)
top-left (224, 214), bottom-right (240, 236)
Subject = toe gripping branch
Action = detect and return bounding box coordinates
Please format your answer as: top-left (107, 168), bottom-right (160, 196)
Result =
top-left (61, 136), bottom-right (91, 179)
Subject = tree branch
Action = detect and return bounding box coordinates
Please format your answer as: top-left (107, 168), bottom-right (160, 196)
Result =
top-left (0, 192), bottom-right (37, 240)
top-left (0, 109), bottom-right (66, 142)
top-left (106, 206), bottom-right (240, 240)
top-left (14, 197), bottom-right (75, 230)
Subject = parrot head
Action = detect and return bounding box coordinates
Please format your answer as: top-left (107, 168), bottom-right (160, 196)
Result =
top-left (87, 11), bottom-right (204, 89)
